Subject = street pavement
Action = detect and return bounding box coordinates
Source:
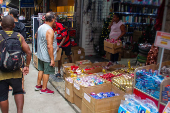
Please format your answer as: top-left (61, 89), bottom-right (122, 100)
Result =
top-left (7, 62), bottom-right (76, 113)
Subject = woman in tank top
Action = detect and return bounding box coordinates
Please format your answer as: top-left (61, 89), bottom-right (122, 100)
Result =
top-left (108, 13), bottom-right (126, 62)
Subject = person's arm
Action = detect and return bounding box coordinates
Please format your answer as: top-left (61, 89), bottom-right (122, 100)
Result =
top-left (117, 24), bottom-right (126, 40)
top-left (46, 29), bottom-right (55, 67)
top-left (20, 34), bottom-right (32, 75)
top-left (108, 18), bottom-right (114, 29)
top-left (58, 36), bottom-right (66, 47)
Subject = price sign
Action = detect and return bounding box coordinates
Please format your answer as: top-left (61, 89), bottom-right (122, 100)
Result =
top-left (154, 31), bottom-right (170, 50)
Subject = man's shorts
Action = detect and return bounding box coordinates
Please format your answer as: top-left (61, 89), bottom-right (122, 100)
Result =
top-left (38, 59), bottom-right (55, 75)
top-left (61, 45), bottom-right (72, 56)
top-left (0, 78), bottom-right (24, 102)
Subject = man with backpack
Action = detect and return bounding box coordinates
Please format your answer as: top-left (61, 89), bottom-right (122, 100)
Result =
top-left (9, 9), bottom-right (26, 40)
top-left (35, 12), bottom-right (57, 94)
top-left (0, 15), bottom-right (31, 113)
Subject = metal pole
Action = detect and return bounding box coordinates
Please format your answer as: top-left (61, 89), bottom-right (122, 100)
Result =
top-left (158, 48), bottom-right (164, 74)
top-left (79, 0), bottom-right (84, 47)
top-left (19, 0), bottom-right (21, 15)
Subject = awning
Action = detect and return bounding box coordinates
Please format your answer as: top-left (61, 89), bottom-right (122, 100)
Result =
top-left (6, 0), bottom-right (19, 10)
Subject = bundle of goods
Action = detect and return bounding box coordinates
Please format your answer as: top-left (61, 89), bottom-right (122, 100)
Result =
top-left (74, 75), bottom-right (105, 87)
top-left (146, 45), bottom-right (159, 65)
top-left (96, 71), bottom-right (122, 82)
top-left (118, 94), bottom-right (159, 113)
top-left (90, 91), bottom-right (119, 99)
top-left (162, 85), bottom-right (170, 104)
top-left (137, 43), bottom-right (152, 63)
top-left (105, 39), bottom-right (121, 44)
top-left (135, 69), bottom-right (164, 99)
top-left (160, 65), bottom-right (170, 76)
top-left (112, 74), bottom-right (134, 92)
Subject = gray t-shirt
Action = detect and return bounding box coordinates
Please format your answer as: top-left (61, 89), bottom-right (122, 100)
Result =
top-left (37, 24), bottom-right (57, 62)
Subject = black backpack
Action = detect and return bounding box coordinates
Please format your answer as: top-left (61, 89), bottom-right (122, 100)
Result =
top-left (0, 31), bottom-right (23, 72)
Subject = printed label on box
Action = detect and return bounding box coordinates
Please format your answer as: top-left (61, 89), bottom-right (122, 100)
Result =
top-left (78, 50), bottom-right (81, 54)
top-left (66, 87), bottom-right (70, 95)
top-left (84, 93), bottom-right (91, 103)
top-left (80, 56), bottom-right (84, 59)
top-left (74, 82), bottom-right (80, 90)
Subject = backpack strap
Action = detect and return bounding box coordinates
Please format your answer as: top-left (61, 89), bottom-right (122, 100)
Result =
top-left (0, 30), bottom-right (9, 39)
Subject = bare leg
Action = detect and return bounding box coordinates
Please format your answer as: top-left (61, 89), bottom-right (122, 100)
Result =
top-left (0, 100), bottom-right (8, 113)
top-left (37, 71), bottom-right (43, 86)
top-left (58, 56), bottom-right (62, 74)
top-left (67, 55), bottom-right (72, 63)
top-left (42, 74), bottom-right (49, 90)
top-left (14, 94), bottom-right (24, 113)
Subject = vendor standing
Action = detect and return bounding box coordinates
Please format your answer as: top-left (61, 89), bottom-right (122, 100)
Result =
top-left (108, 13), bottom-right (126, 62)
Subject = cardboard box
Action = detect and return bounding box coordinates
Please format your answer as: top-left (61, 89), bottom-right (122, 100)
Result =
top-left (74, 93), bottom-right (82, 109)
top-left (76, 60), bottom-right (92, 66)
top-left (104, 46), bottom-right (122, 54)
top-left (65, 80), bottom-right (74, 103)
top-left (104, 40), bottom-right (123, 49)
top-left (82, 101), bottom-right (118, 113)
top-left (107, 64), bottom-right (126, 71)
top-left (55, 48), bottom-right (62, 61)
top-left (93, 62), bottom-right (109, 67)
top-left (71, 46), bottom-right (85, 55)
top-left (73, 52), bottom-right (85, 63)
top-left (85, 67), bottom-right (103, 74)
top-left (82, 84), bottom-right (124, 113)
top-left (33, 53), bottom-right (38, 69)
top-left (123, 50), bottom-right (131, 58)
top-left (62, 63), bottom-right (76, 73)
top-left (133, 30), bottom-right (142, 42)
top-left (106, 52), bottom-right (111, 61)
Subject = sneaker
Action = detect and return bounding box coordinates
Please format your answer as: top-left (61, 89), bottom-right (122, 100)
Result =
top-left (55, 73), bottom-right (61, 78)
top-left (35, 85), bottom-right (42, 91)
top-left (40, 88), bottom-right (54, 94)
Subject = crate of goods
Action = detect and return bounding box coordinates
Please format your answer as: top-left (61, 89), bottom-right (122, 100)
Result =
top-left (62, 64), bottom-right (79, 79)
top-left (112, 73), bottom-right (134, 94)
top-left (65, 77), bottom-right (74, 103)
top-left (82, 84), bottom-right (124, 113)
top-left (104, 39), bottom-right (122, 54)
top-left (71, 46), bottom-right (85, 63)
top-left (73, 74), bottom-right (111, 109)
top-left (33, 53), bottom-right (38, 69)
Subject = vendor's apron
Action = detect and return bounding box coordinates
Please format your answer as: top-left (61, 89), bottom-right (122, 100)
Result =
top-left (109, 20), bottom-right (124, 40)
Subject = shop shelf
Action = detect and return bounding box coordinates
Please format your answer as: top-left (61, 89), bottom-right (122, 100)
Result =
top-left (119, 2), bottom-right (160, 8)
top-left (114, 12), bottom-right (157, 17)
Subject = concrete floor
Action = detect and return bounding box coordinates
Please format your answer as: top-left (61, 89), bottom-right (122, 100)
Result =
top-left (6, 62), bottom-right (76, 113)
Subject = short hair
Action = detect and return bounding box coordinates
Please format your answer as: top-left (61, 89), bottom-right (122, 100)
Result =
top-left (114, 13), bottom-right (122, 20)
top-left (9, 9), bottom-right (19, 18)
top-left (2, 15), bottom-right (14, 29)
top-left (45, 12), bottom-right (55, 22)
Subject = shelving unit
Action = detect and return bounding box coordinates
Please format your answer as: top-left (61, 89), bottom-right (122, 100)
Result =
top-left (112, 1), bottom-right (161, 42)
top-left (133, 62), bottom-right (170, 113)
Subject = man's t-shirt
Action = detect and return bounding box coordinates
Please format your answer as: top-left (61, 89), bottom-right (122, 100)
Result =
top-left (53, 22), bottom-right (70, 47)
top-left (0, 31), bottom-right (22, 81)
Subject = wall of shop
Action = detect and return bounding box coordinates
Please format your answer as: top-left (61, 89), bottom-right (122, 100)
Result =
top-left (162, 0), bottom-right (170, 61)
top-left (81, 0), bottom-right (112, 55)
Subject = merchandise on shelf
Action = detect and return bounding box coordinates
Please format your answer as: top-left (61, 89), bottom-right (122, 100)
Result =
top-left (135, 69), bottom-right (164, 99)
top-left (146, 45), bottom-right (159, 65)
top-left (74, 75), bottom-right (105, 87)
top-left (162, 85), bottom-right (170, 104)
top-left (118, 94), bottom-right (159, 113)
top-left (161, 66), bottom-right (170, 76)
top-left (90, 92), bottom-right (119, 99)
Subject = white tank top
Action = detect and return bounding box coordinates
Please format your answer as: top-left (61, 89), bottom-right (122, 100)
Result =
top-left (37, 24), bottom-right (57, 62)
top-left (109, 20), bottom-right (124, 40)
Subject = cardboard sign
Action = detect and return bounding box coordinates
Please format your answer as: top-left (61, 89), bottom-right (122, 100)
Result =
top-left (163, 102), bottom-right (170, 113)
top-left (55, 48), bottom-right (62, 61)
top-left (155, 31), bottom-right (170, 50)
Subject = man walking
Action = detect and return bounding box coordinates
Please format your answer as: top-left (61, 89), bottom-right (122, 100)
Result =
top-left (9, 9), bottom-right (26, 40)
top-left (53, 22), bottom-right (72, 77)
top-left (35, 12), bottom-right (57, 94)
top-left (0, 15), bottom-right (32, 113)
